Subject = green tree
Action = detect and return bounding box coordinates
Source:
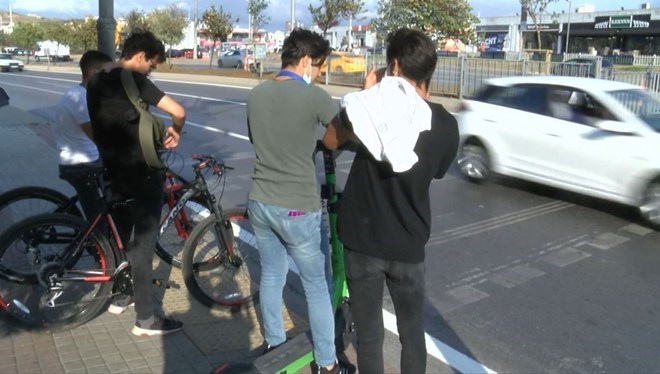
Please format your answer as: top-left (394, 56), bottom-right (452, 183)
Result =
top-left (520, 0), bottom-right (558, 49)
top-left (147, 5), bottom-right (188, 64)
top-left (374, 0), bottom-right (479, 44)
top-left (248, 0), bottom-right (270, 40)
top-left (71, 17), bottom-right (98, 52)
top-left (200, 5), bottom-right (233, 68)
top-left (40, 20), bottom-right (74, 46)
top-left (0, 30), bottom-right (12, 48)
top-left (11, 22), bottom-right (43, 64)
top-left (308, 0), bottom-right (348, 37)
top-left (124, 8), bottom-right (149, 34)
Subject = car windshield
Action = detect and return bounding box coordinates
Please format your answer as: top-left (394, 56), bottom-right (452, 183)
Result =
top-left (608, 89), bottom-right (660, 132)
top-left (0, 54), bottom-right (11, 59)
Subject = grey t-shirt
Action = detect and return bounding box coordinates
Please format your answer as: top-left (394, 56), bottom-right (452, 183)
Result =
top-left (247, 79), bottom-right (337, 211)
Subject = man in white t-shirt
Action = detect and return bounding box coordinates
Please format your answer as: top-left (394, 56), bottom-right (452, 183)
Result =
top-left (55, 50), bottom-right (113, 220)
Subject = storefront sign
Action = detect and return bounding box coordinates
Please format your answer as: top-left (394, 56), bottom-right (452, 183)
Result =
top-left (483, 32), bottom-right (507, 51)
top-left (524, 23), bottom-right (560, 31)
top-left (594, 14), bottom-right (650, 29)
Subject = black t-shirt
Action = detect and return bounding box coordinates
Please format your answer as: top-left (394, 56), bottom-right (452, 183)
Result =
top-left (337, 101), bottom-right (459, 263)
top-left (87, 68), bottom-right (165, 180)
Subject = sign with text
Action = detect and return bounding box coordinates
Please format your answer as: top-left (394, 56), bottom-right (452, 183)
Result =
top-left (594, 14), bottom-right (650, 29)
top-left (483, 32), bottom-right (507, 51)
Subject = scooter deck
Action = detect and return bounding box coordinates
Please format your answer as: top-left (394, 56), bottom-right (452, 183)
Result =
top-left (253, 332), bottom-right (314, 374)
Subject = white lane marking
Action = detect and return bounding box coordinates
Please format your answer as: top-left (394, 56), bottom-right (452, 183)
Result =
top-left (383, 310), bottom-right (498, 374)
top-left (0, 80), bottom-right (64, 95)
top-left (152, 78), bottom-right (253, 90)
top-left (429, 201), bottom-right (573, 245)
top-left (166, 91), bottom-right (245, 106)
top-left (4, 73), bottom-right (78, 82)
top-left (153, 113), bottom-right (250, 141)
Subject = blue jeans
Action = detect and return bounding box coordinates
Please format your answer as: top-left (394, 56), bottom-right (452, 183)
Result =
top-left (247, 200), bottom-right (336, 367)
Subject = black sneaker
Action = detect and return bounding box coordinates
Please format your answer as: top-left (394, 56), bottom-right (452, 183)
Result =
top-left (131, 316), bottom-right (183, 337)
top-left (263, 338), bottom-right (290, 354)
top-left (317, 361), bottom-right (355, 374)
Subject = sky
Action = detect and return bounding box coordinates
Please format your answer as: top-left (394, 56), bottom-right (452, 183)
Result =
top-left (0, 0), bottom-right (657, 32)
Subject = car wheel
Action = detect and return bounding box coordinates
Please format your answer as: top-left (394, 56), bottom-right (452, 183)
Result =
top-left (639, 180), bottom-right (660, 230)
top-left (237, 61), bottom-right (244, 69)
top-left (457, 142), bottom-right (490, 183)
top-left (217, 60), bottom-right (223, 68)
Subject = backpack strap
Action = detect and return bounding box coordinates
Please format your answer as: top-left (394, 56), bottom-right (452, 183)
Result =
top-left (120, 69), bottom-right (164, 169)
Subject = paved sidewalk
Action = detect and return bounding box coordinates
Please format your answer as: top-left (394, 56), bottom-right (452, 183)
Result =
top-left (0, 70), bottom-right (458, 374)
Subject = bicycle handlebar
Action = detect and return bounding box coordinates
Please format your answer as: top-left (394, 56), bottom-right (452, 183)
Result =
top-left (190, 154), bottom-right (233, 175)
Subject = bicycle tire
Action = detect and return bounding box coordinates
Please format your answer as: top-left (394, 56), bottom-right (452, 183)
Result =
top-left (155, 195), bottom-right (212, 268)
top-left (0, 186), bottom-right (82, 234)
top-left (181, 208), bottom-right (260, 308)
top-left (0, 213), bottom-right (116, 332)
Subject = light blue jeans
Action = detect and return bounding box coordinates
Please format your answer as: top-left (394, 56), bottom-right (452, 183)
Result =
top-left (247, 199), bottom-right (336, 367)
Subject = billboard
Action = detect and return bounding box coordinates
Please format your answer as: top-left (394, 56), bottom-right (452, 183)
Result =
top-left (483, 32), bottom-right (508, 52)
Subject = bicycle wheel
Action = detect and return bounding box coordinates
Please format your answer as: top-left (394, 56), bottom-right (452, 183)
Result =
top-left (182, 208), bottom-right (260, 307)
top-left (0, 213), bottom-right (116, 332)
top-left (156, 195), bottom-right (211, 268)
top-left (0, 186), bottom-right (82, 234)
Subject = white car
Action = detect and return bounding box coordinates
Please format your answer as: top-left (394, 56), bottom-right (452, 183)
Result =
top-left (0, 53), bottom-right (24, 72)
top-left (455, 75), bottom-right (660, 229)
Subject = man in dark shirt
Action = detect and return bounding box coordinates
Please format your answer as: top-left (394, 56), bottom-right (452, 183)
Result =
top-left (87, 31), bottom-right (186, 336)
top-left (322, 28), bottom-right (459, 374)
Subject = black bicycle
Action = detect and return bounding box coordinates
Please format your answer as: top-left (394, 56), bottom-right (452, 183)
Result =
top-left (0, 154), bottom-right (259, 332)
top-left (0, 163), bottom-right (211, 268)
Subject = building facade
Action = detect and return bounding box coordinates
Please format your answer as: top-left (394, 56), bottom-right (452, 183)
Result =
top-left (476, 3), bottom-right (660, 55)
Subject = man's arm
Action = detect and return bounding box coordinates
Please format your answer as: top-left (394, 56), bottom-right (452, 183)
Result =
top-left (322, 108), bottom-right (357, 150)
top-left (155, 95), bottom-right (186, 149)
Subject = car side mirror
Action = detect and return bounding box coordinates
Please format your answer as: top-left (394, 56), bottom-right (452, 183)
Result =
top-left (595, 120), bottom-right (633, 135)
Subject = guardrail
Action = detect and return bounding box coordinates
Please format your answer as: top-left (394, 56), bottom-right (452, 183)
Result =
top-left (294, 52), bottom-right (659, 99)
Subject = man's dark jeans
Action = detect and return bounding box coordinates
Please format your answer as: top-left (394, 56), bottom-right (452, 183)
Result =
top-left (58, 159), bottom-right (104, 220)
top-left (344, 248), bottom-right (426, 374)
top-left (110, 170), bottom-right (164, 321)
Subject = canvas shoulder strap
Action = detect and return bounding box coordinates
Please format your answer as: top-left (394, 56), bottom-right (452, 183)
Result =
top-left (120, 69), bottom-right (164, 169)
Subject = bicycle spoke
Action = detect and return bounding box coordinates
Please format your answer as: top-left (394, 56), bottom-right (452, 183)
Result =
top-left (183, 210), bottom-right (260, 307)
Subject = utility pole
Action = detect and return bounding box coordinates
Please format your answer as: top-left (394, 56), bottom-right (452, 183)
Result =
top-left (97, 0), bottom-right (117, 61)
top-left (566, 0), bottom-right (572, 54)
top-left (290, 0), bottom-right (295, 32)
top-left (193, 0), bottom-right (199, 59)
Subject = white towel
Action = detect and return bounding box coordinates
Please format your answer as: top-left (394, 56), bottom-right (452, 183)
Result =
top-left (340, 77), bottom-right (432, 172)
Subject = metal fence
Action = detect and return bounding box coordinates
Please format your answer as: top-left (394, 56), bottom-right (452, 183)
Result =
top-left (315, 53), bottom-right (660, 100)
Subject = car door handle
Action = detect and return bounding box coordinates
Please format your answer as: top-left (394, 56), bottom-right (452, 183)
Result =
top-left (484, 119), bottom-right (497, 123)
top-left (545, 133), bottom-right (560, 137)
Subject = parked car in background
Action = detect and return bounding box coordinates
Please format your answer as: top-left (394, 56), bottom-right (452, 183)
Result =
top-left (167, 49), bottom-right (184, 58)
top-left (455, 75), bottom-right (660, 229)
top-left (321, 52), bottom-right (365, 74)
top-left (182, 48), bottom-right (203, 59)
top-left (0, 53), bottom-right (24, 72)
top-left (551, 57), bottom-right (614, 79)
top-left (217, 49), bottom-right (250, 68)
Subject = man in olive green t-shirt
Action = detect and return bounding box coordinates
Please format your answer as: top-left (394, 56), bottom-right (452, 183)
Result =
top-left (246, 29), bottom-right (351, 374)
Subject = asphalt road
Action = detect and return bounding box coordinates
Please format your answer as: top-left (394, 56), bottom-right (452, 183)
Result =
top-left (1, 69), bottom-right (659, 373)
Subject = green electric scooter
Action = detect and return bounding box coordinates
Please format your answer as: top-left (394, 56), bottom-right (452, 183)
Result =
top-left (212, 141), bottom-right (354, 374)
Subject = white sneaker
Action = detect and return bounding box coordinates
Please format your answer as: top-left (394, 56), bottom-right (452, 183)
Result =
top-left (107, 301), bottom-right (135, 315)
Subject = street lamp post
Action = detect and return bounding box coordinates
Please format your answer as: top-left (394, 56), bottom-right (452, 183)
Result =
top-left (97, 0), bottom-right (116, 61)
top-left (291, 0), bottom-right (295, 31)
top-left (192, 0), bottom-right (198, 60)
top-left (566, 0), bottom-right (572, 54)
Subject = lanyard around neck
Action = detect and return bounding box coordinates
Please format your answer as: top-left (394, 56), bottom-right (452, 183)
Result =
top-left (276, 70), bottom-right (306, 84)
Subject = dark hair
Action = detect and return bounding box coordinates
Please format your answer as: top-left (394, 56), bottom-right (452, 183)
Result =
top-left (79, 50), bottom-right (112, 78)
top-left (281, 28), bottom-right (331, 68)
top-left (386, 28), bottom-right (437, 88)
top-left (120, 31), bottom-right (166, 64)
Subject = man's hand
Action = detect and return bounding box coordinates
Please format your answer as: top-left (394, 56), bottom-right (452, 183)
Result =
top-left (163, 126), bottom-right (180, 149)
top-left (363, 65), bottom-right (387, 90)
